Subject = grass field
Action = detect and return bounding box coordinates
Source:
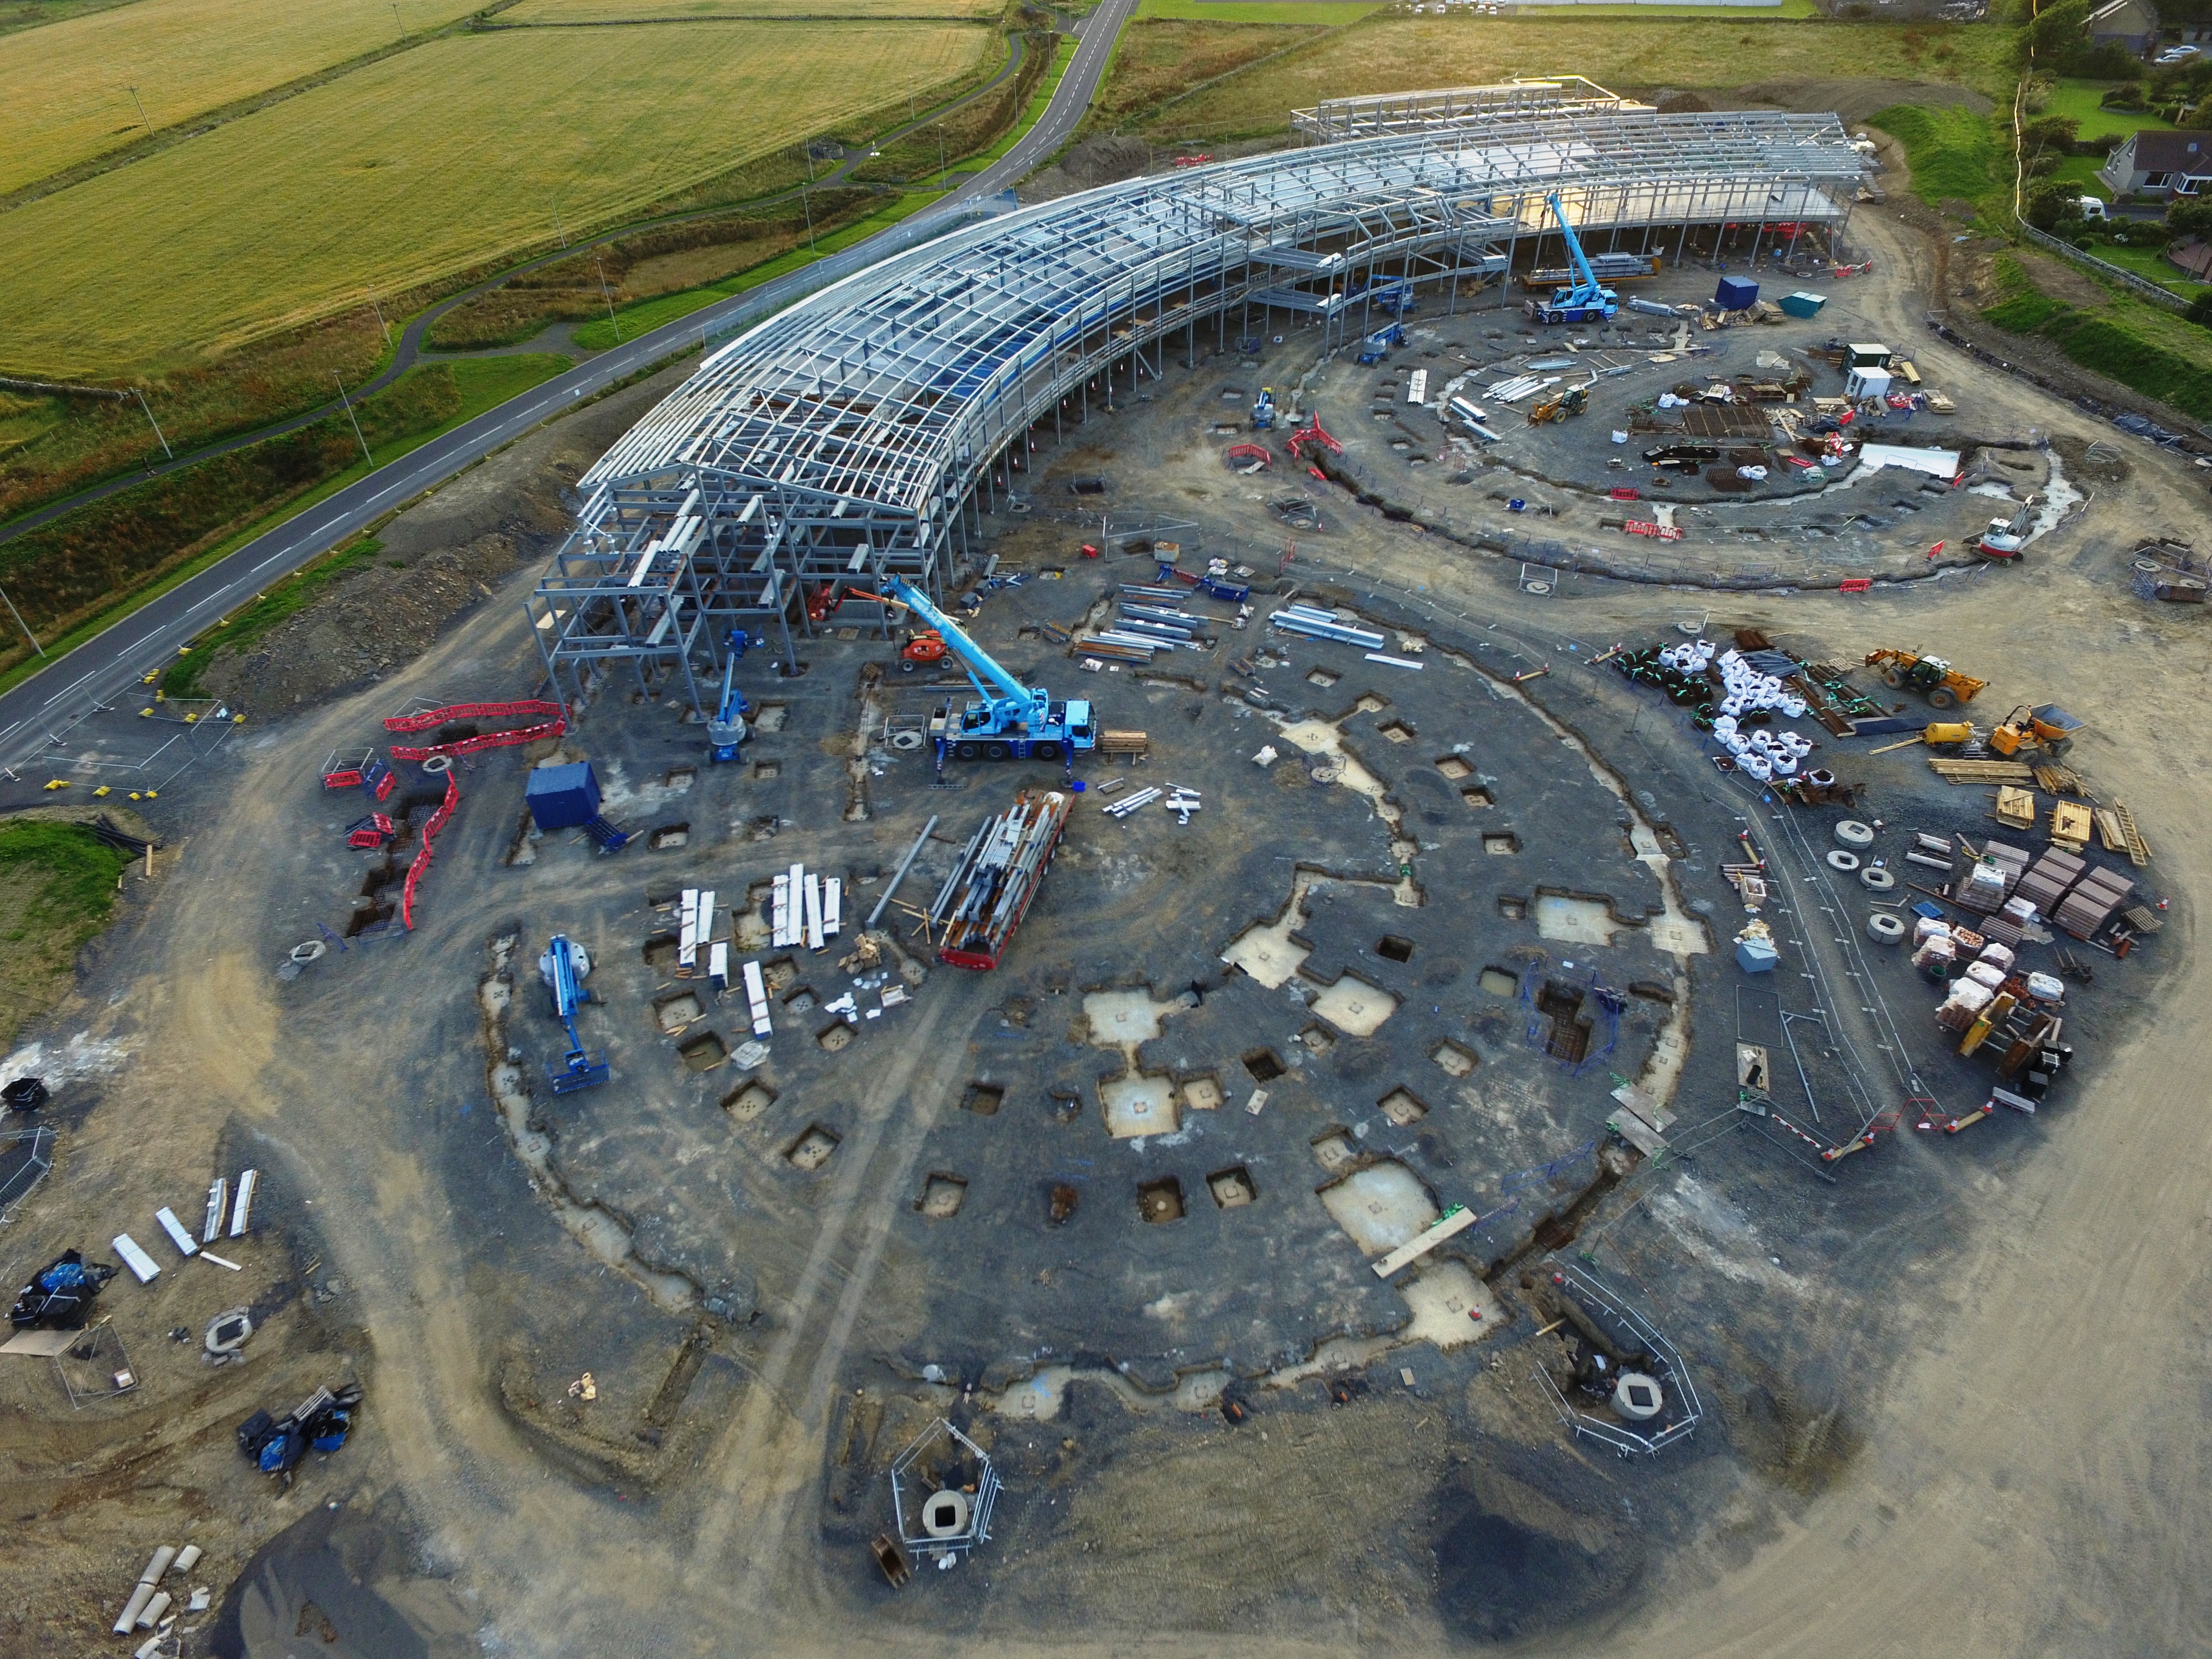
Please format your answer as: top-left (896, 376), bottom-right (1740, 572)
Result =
top-left (1981, 253), bottom-right (2212, 419)
top-left (1131, 0), bottom-right (1379, 22)
top-left (0, 817), bottom-right (130, 1047)
top-left (1869, 101), bottom-right (2004, 211)
top-left (2037, 77), bottom-right (2176, 143)
top-left (505, 0), bottom-right (1004, 14)
top-left (0, 21), bottom-right (990, 374)
top-left (0, 0), bottom-right (487, 196)
top-left (0, 0), bottom-right (138, 38)
top-left (1112, 14), bottom-right (2014, 139)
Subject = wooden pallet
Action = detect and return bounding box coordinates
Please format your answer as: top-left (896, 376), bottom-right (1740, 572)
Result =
top-left (1097, 729), bottom-right (1151, 756)
top-left (1930, 758), bottom-right (2034, 783)
top-left (2032, 763), bottom-right (2094, 801)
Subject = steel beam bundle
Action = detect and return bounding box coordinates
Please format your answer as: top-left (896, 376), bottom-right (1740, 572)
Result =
top-left (928, 790), bottom-right (1072, 969)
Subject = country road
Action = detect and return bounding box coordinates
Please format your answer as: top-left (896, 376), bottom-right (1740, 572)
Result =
top-left (0, 0), bottom-right (1136, 778)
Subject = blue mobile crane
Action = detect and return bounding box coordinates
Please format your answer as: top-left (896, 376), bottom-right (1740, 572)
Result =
top-left (872, 577), bottom-right (1097, 763)
top-left (539, 934), bottom-right (610, 1093)
top-left (1524, 192), bottom-right (1620, 326)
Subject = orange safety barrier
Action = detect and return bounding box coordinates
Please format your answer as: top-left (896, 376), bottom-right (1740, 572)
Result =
top-left (400, 774), bottom-right (461, 930)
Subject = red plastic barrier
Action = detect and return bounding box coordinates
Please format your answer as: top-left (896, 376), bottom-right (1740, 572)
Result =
top-left (400, 774), bottom-right (461, 931)
top-left (1838, 578), bottom-right (1873, 594)
top-left (383, 698), bottom-right (562, 734)
top-left (383, 698), bottom-right (566, 761)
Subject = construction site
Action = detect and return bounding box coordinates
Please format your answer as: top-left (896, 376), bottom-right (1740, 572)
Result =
top-left (2, 76), bottom-right (2206, 1659)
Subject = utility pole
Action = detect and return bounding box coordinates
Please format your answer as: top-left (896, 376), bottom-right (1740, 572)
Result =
top-left (392, 2), bottom-right (403, 32)
top-left (0, 585), bottom-right (44, 659)
top-left (127, 86), bottom-right (153, 139)
top-left (370, 298), bottom-right (391, 348)
top-left (133, 388), bottom-right (172, 459)
top-left (939, 130), bottom-right (948, 192)
top-left (595, 257), bottom-right (620, 340)
top-left (552, 193), bottom-right (568, 248)
top-left (802, 186), bottom-right (816, 252)
top-left (333, 373), bottom-right (372, 466)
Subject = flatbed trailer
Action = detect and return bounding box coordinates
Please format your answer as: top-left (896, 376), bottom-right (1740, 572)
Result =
top-left (928, 790), bottom-right (1072, 969)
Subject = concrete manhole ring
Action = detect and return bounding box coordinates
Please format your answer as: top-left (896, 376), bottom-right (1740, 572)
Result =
top-left (1523, 580), bottom-right (1553, 595)
top-left (421, 754), bottom-right (454, 774)
top-left (1860, 865), bottom-right (1897, 891)
top-left (889, 731), bottom-right (925, 751)
top-left (1309, 761), bottom-right (1342, 784)
top-left (290, 940), bottom-right (328, 963)
top-left (1825, 849), bottom-right (1862, 873)
top-left (1834, 819), bottom-right (1875, 849)
top-left (1866, 911), bottom-right (1908, 945)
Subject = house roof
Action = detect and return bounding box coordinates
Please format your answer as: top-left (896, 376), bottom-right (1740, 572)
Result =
top-left (2124, 129), bottom-right (2212, 172)
top-left (2087, 0), bottom-right (2157, 25)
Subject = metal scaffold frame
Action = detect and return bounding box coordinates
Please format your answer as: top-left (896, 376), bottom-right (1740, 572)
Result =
top-left (534, 102), bottom-right (1867, 713)
top-left (1291, 76), bottom-right (1651, 142)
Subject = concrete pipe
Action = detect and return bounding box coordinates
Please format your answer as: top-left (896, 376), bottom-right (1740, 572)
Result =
top-left (1825, 850), bottom-right (1861, 873)
top-left (289, 940), bottom-right (327, 963)
top-left (1613, 1371), bottom-right (1665, 1420)
top-left (113, 1584), bottom-right (156, 1635)
top-left (922, 1489), bottom-right (971, 1539)
top-left (1860, 866), bottom-right (1897, 893)
top-left (135, 1590), bottom-right (171, 1631)
top-left (421, 753), bottom-right (453, 774)
top-left (172, 1545), bottom-right (202, 1576)
top-left (1866, 911), bottom-right (1908, 946)
top-left (889, 731), bottom-right (925, 751)
top-left (1834, 820), bottom-right (1875, 849)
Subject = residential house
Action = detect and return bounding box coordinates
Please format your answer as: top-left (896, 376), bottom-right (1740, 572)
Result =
top-left (2086, 0), bottom-right (2161, 54)
top-left (2099, 129), bottom-right (2212, 196)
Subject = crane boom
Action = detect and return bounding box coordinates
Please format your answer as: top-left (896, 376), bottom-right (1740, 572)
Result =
top-left (1548, 192), bottom-right (1603, 304)
top-left (872, 577), bottom-right (1097, 761)
top-left (880, 578), bottom-right (1035, 717)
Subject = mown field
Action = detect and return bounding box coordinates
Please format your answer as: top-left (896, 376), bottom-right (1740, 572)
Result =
top-left (1103, 14), bottom-right (2016, 139)
top-left (0, 0), bottom-right (486, 196)
top-left (0, 20), bottom-right (991, 374)
top-left (504, 0), bottom-right (1004, 15)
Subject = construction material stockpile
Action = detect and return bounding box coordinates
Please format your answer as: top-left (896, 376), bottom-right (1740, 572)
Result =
top-left (1074, 586), bottom-right (1217, 664)
top-left (928, 790), bottom-right (1071, 970)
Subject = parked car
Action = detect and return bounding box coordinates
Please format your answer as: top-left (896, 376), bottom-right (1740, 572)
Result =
top-left (2155, 44), bottom-right (2201, 63)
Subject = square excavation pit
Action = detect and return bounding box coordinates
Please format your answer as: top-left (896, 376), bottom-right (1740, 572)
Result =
top-left (1207, 1167), bottom-right (1258, 1209)
top-left (753, 703), bottom-right (789, 733)
top-left (1138, 1176), bottom-right (1186, 1224)
top-left (664, 766), bottom-right (696, 791)
top-left (785, 1125), bottom-right (840, 1171)
top-left (1376, 934), bottom-right (1414, 964)
top-left (655, 992), bottom-right (704, 1033)
top-left (1241, 1047), bottom-right (1285, 1083)
top-left (722, 1081), bottom-right (776, 1121)
top-left (1101, 1074), bottom-right (1178, 1138)
top-left (643, 935), bottom-right (680, 970)
top-left (1432, 1040), bottom-right (1479, 1078)
top-left (677, 1030), bottom-right (728, 1072)
top-left (1483, 831), bottom-right (1520, 856)
top-left (1319, 1161), bottom-right (1439, 1256)
top-left (1083, 989), bottom-right (1169, 1047)
top-left (1312, 1129), bottom-right (1356, 1171)
top-left (963, 1082), bottom-right (1004, 1117)
top-left (1496, 897), bottom-right (1527, 922)
top-left (1479, 965), bottom-right (1521, 997)
top-left (784, 987), bottom-right (817, 1015)
top-left (1221, 915), bottom-right (1311, 989)
top-left (1379, 1087), bottom-right (1430, 1127)
top-left (1306, 668), bottom-right (1340, 689)
top-left (1299, 1024), bottom-right (1336, 1055)
top-left (763, 957), bottom-right (798, 994)
top-left (817, 1022), bottom-right (854, 1053)
top-left (753, 760), bottom-right (781, 781)
top-left (649, 823), bottom-right (690, 851)
top-left (1354, 693), bottom-right (1389, 714)
top-left (1462, 785), bottom-right (1495, 809)
top-left (1376, 721), bottom-right (1415, 744)
top-left (1180, 1076), bottom-right (1224, 1112)
top-left (917, 1175), bottom-right (968, 1218)
top-left (1310, 975), bottom-right (1400, 1037)
top-left (1434, 756), bottom-right (1474, 781)
top-left (1535, 893), bottom-right (1620, 948)
top-left (1400, 1260), bottom-right (1499, 1350)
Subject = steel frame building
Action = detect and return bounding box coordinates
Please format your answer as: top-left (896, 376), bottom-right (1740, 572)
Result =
top-left (531, 101), bottom-right (1867, 713)
top-left (1290, 76), bottom-right (1650, 143)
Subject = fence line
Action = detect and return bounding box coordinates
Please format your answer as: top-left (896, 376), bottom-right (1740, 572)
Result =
top-left (2017, 221), bottom-right (2188, 314)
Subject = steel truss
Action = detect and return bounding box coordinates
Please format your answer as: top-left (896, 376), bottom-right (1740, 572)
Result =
top-left (535, 102), bottom-right (1867, 712)
top-left (1291, 76), bottom-right (1650, 143)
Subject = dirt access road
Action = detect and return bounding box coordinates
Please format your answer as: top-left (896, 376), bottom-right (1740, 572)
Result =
top-left (5, 199), bottom-right (2209, 1656)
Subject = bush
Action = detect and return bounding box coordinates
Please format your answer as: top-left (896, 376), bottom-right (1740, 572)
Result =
top-left (2027, 178), bottom-right (2084, 228)
top-left (2169, 199), bottom-right (2212, 237)
top-left (2188, 291), bottom-right (2212, 326)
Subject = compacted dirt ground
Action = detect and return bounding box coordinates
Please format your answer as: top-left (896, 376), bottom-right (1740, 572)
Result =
top-left (2, 182), bottom-right (2208, 1659)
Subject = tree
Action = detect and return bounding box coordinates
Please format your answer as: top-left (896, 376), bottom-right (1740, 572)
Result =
top-left (2169, 199), bottom-right (2212, 238)
top-left (2026, 178), bottom-right (2085, 229)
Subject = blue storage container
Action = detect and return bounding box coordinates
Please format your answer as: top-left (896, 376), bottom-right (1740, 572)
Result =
top-left (526, 761), bottom-right (601, 830)
top-left (1781, 290), bottom-right (1828, 318)
top-left (1714, 275), bottom-right (1759, 312)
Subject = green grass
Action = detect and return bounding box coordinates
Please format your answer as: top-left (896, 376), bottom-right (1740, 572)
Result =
top-left (969, 35), bottom-right (1076, 164)
top-left (1496, 0), bottom-right (1817, 13)
top-left (1133, 0), bottom-right (1379, 22)
top-left (2037, 77), bottom-right (2176, 142)
top-left (1871, 101), bottom-right (2005, 212)
top-left (1980, 253), bottom-right (2212, 419)
top-left (570, 195), bottom-right (942, 350)
top-left (0, 353), bottom-right (571, 698)
top-left (2075, 239), bottom-right (2212, 295)
top-left (162, 539), bottom-right (380, 697)
top-left (0, 818), bottom-right (130, 1044)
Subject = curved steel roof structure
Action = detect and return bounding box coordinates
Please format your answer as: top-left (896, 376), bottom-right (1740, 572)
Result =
top-left (533, 102), bottom-right (1867, 708)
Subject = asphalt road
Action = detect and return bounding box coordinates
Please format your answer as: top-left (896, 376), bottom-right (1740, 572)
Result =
top-left (0, 0), bottom-right (1134, 777)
